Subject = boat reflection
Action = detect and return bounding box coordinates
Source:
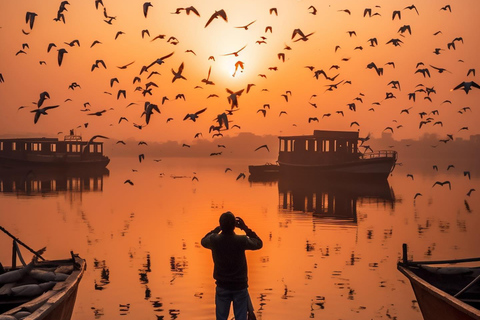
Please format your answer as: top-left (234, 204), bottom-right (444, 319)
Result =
top-left (0, 167), bottom-right (109, 196)
top-left (277, 175), bottom-right (395, 224)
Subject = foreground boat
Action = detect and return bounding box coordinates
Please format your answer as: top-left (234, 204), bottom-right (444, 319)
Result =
top-left (0, 133), bottom-right (109, 169)
top-left (398, 244), bottom-right (480, 320)
top-left (277, 130), bottom-right (397, 178)
top-left (0, 228), bottom-right (86, 320)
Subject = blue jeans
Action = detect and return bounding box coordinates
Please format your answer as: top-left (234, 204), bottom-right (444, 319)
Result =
top-left (215, 286), bottom-right (249, 320)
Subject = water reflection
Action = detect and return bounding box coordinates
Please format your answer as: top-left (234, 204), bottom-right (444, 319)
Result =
top-left (248, 173), bottom-right (395, 224)
top-left (0, 167), bottom-right (109, 196)
top-left (278, 176), bottom-right (395, 223)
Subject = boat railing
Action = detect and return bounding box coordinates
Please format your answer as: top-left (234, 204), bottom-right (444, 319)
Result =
top-left (64, 135), bottom-right (82, 141)
top-left (360, 150), bottom-right (397, 160)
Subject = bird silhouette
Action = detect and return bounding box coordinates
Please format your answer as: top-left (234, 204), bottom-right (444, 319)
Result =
top-left (254, 145), bottom-right (269, 152)
top-left (222, 45), bottom-right (247, 57)
top-left (452, 81), bottom-right (480, 94)
top-left (31, 105), bottom-right (60, 124)
top-left (204, 9), bottom-right (228, 28)
top-left (143, 2), bottom-right (153, 18)
top-left (183, 108), bottom-right (207, 122)
top-left (236, 173), bottom-right (246, 180)
top-left (432, 181), bottom-right (451, 190)
top-left (171, 62), bottom-right (187, 82)
top-left (235, 20), bottom-right (256, 30)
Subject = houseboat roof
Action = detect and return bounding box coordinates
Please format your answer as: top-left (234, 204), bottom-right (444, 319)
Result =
top-left (0, 135), bottom-right (86, 143)
top-left (279, 130), bottom-right (360, 140)
top-left (0, 137), bottom-right (59, 142)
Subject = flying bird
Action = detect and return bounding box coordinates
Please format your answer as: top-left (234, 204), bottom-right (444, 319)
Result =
top-left (236, 173), bottom-right (246, 180)
top-left (57, 48), bottom-right (68, 66)
top-left (204, 9), bottom-right (227, 28)
top-left (254, 145), bottom-right (269, 152)
top-left (222, 45), bottom-right (247, 57)
top-left (235, 20), bottom-right (256, 30)
top-left (432, 181), bottom-right (451, 190)
top-left (452, 81), bottom-right (480, 94)
top-left (183, 108), bottom-right (207, 122)
top-left (31, 105), bottom-right (60, 124)
top-left (171, 62), bottom-right (187, 82)
top-left (143, 2), bottom-right (153, 18)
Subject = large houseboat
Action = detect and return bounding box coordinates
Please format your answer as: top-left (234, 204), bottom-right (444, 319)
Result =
top-left (0, 134), bottom-right (110, 169)
top-left (277, 130), bottom-right (396, 178)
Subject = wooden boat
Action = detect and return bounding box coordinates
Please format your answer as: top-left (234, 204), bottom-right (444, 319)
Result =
top-left (0, 229), bottom-right (86, 320)
top-left (0, 133), bottom-right (109, 169)
top-left (248, 163), bottom-right (280, 176)
top-left (277, 130), bottom-right (397, 178)
top-left (398, 244), bottom-right (480, 320)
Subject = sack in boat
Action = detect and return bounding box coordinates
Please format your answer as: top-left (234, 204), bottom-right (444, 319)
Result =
top-left (421, 265), bottom-right (474, 275)
top-left (0, 258), bottom-right (36, 284)
top-left (11, 281), bottom-right (55, 297)
top-left (0, 283), bottom-right (16, 296)
top-left (29, 269), bottom-right (68, 282)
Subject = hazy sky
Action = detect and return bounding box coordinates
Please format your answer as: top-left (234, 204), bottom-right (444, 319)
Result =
top-left (0, 0), bottom-right (479, 144)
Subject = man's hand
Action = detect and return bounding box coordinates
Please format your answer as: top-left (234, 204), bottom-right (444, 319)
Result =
top-left (235, 217), bottom-right (247, 230)
top-left (213, 226), bottom-right (222, 233)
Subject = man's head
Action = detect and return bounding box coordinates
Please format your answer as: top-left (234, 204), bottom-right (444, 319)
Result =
top-left (219, 211), bottom-right (236, 233)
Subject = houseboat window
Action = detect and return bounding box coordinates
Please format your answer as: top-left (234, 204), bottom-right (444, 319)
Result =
top-left (31, 142), bottom-right (42, 151)
top-left (0, 141), bottom-right (3, 151)
top-left (97, 144), bottom-right (102, 153)
top-left (287, 140), bottom-right (292, 152)
top-left (333, 140), bottom-right (337, 152)
top-left (89, 144), bottom-right (95, 153)
top-left (280, 140), bottom-right (285, 152)
top-left (314, 141), bottom-right (318, 152)
top-left (323, 140), bottom-right (329, 152)
top-left (305, 140), bottom-right (308, 151)
top-left (12, 142), bottom-right (16, 151)
top-left (50, 144), bottom-right (56, 152)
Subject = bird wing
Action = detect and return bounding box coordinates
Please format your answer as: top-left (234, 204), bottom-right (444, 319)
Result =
top-left (195, 107), bottom-right (207, 115)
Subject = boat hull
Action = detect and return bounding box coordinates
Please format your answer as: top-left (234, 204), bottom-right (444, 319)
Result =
top-left (398, 264), bottom-right (480, 320)
top-left (0, 155), bottom-right (110, 170)
top-left (1, 255), bottom-right (86, 320)
top-left (278, 156), bottom-right (396, 179)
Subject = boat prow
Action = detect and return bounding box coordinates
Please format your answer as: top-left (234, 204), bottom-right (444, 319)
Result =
top-left (0, 253), bottom-right (86, 320)
top-left (398, 244), bottom-right (480, 320)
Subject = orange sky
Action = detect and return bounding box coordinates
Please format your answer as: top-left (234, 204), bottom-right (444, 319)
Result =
top-left (0, 0), bottom-right (479, 144)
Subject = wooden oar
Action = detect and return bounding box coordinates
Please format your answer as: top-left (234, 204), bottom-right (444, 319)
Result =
top-left (0, 225), bottom-right (45, 261)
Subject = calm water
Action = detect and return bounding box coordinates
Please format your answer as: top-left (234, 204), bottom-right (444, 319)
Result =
top-left (1, 157), bottom-right (479, 320)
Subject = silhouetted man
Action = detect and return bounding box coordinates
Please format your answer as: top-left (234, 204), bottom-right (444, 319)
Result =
top-left (201, 211), bottom-right (263, 320)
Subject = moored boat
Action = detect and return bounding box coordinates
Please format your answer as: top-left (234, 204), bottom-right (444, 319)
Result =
top-left (0, 228), bottom-right (86, 320)
top-left (0, 134), bottom-right (110, 169)
top-left (248, 163), bottom-right (280, 176)
top-left (277, 130), bottom-right (397, 178)
top-left (398, 244), bottom-right (480, 320)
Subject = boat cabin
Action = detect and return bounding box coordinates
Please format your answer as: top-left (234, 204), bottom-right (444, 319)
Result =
top-left (0, 135), bottom-right (109, 167)
top-left (278, 130), bottom-right (361, 166)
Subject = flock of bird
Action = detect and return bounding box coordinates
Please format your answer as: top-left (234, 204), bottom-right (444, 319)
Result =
top-left (2, 3), bottom-right (479, 186)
